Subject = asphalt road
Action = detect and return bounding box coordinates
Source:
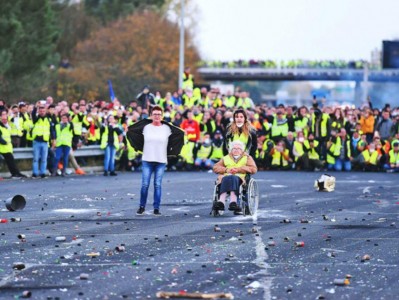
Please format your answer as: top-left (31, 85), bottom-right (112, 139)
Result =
top-left (0, 171), bottom-right (398, 300)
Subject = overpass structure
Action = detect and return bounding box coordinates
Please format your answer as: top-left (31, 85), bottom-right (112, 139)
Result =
top-left (198, 67), bottom-right (399, 82)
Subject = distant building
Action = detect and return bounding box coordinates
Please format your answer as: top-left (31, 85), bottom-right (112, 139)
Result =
top-left (370, 48), bottom-right (381, 69)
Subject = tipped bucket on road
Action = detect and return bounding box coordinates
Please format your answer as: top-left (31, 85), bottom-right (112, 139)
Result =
top-left (5, 195), bottom-right (26, 211)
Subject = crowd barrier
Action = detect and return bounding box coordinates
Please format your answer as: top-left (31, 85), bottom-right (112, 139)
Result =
top-left (11, 145), bottom-right (104, 160)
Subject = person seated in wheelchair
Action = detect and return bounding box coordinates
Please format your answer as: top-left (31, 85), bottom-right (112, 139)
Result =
top-left (213, 140), bottom-right (258, 213)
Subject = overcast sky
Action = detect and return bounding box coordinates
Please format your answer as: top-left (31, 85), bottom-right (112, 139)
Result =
top-left (193, 0), bottom-right (399, 61)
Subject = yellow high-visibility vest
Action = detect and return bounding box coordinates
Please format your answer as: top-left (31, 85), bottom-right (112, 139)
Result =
top-left (223, 155), bottom-right (248, 181)
top-left (0, 125), bottom-right (12, 154)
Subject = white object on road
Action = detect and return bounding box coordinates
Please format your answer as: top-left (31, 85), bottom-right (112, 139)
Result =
top-left (314, 174), bottom-right (336, 192)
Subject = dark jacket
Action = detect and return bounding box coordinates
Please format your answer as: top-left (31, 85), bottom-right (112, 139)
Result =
top-left (127, 119), bottom-right (185, 157)
top-left (223, 126), bottom-right (258, 158)
top-left (136, 92), bottom-right (155, 109)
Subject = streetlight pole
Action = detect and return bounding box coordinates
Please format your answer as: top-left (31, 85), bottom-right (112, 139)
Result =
top-left (178, 0), bottom-right (185, 89)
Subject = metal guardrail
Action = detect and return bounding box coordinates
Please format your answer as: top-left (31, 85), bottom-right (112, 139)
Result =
top-left (12, 145), bottom-right (104, 160)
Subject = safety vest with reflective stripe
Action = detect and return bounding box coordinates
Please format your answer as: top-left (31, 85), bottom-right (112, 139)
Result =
top-left (200, 120), bottom-right (216, 138)
top-left (196, 144), bottom-right (212, 159)
top-left (210, 144), bottom-right (224, 160)
top-left (55, 123), bottom-right (73, 147)
top-left (182, 73), bottom-right (194, 90)
top-left (8, 116), bottom-right (23, 137)
top-left (326, 137), bottom-right (342, 164)
top-left (271, 116), bottom-right (289, 138)
top-left (24, 117), bottom-right (33, 141)
top-left (223, 154), bottom-right (248, 181)
top-left (71, 113), bottom-right (88, 135)
top-left (180, 141), bottom-right (195, 164)
top-left (100, 127), bottom-right (120, 150)
top-left (198, 97), bottom-right (210, 109)
top-left (87, 126), bottom-right (100, 142)
top-left (362, 149), bottom-right (378, 165)
top-left (0, 125), bottom-right (12, 153)
top-left (32, 117), bottom-right (51, 142)
top-left (262, 139), bottom-right (274, 158)
top-left (271, 149), bottom-right (290, 167)
top-left (232, 133), bottom-right (249, 148)
top-left (294, 117), bottom-right (309, 137)
top-left (303, 140), bottom-right (320, 160)
top-left (293, 141), bottom-right (304, 161)
top-left (225, 96), bottom-right (236, 108)
top-left (182, 95), bottom-right (198, 109)
top-left (389, 149), bottom-right (399, 165)
top-left (311, 114), bottom-right (329, 138)
top-left (212, 98), bottom-right (223, 108)
top-left (236, 98), bottom-right (252, 109)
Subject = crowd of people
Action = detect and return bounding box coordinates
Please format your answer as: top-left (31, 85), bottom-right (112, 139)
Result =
top-left (1, 80), bottom-right (399, 179)
top-left (198, 59), bottom-right (374, 70)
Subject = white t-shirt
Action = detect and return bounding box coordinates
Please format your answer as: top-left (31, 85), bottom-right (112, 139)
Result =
top-left (142, 124), bottom-right (171, 163)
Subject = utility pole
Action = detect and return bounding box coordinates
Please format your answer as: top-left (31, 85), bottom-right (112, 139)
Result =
top-left (178, 0), bottom-right (185, 89)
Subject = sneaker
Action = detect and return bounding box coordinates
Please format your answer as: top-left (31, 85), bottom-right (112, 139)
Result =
top-left (234, 207), bottom-right (243, 215)
top-left (136, 207), bottom-right (145, 215)
top-left (32, 174), bottom-right (39, 179)
top-left (103, 171), bottom-right (108, 176)
top-left (40, 174), bottom-right (47, 179)
top-left (153, 209), bottom-right (161, 216)
top-left (213, 201), bottom-right (225, 211)
top-left (228, 202), bottom-right (238, 211)
top-left (110, 172), bottom-right (117, 176)
top-left (76, 168), bottom-right (85, 175)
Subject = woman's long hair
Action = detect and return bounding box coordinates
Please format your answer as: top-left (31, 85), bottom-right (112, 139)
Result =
top-left (228, 109), bottom-right (255, 137)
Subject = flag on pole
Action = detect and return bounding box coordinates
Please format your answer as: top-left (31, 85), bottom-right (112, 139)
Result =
top-left (108, 80), bottom-right (115, 102)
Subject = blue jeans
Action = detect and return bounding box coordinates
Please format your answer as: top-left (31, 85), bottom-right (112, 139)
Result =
top-left (104, 145), bottom-right (116, 172)
top-left (384, 164), bottom-right (399, 172)
top-left (328, 159), bottom-right (351, 171)
top-left (54, 146), bottom-right (71, 173)
top-left (334, 159), bottom-right (351, 171)
top-left (33, 140), bottom-right (49, 176)
top-left (194, 158), bottom-right (214, 168)
top-left (140, 161), bottom-right (166, 209)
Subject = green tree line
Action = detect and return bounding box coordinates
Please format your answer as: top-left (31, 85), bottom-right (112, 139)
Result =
top-left (0, 0), bottom-right (199, 103)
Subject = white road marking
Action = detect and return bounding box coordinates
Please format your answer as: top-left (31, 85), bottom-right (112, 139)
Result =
top-left (362, 187), bottom-right (371, 194)
top-left (337, 180), bottom-right (393, 184)
top-left (320, 248), bottom-right (346, 253)
top-left (170, 207), bottom-right (190, 212)
top-left (252, 225), bottom-right (272, 300)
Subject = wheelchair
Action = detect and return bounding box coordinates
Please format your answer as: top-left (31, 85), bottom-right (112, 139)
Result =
top-left (210, 174), bottom-right (259, 217)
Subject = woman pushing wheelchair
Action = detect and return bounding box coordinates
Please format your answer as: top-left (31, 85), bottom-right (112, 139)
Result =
top-left (212, 140), bottom-right (258, 215)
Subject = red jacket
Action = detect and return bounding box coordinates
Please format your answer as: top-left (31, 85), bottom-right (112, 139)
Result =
top-left (181, 119), bottom-right (200, 142)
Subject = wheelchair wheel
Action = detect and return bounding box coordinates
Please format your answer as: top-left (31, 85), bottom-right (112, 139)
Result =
top-left (211, 184), bottom-right (224, 217)
top-left (245, 178), bottom-right (259, 216)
